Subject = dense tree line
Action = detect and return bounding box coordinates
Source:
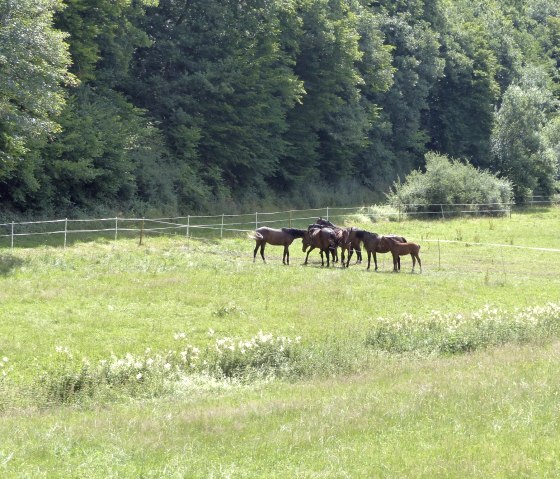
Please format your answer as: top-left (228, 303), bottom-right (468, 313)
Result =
top-left (0, 0), bottom-right (558, 218)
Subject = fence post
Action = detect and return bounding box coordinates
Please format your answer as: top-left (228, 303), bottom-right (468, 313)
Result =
top-left (11, 221), bottom-right (14, 249)
top-left (398, 205), bottom-right (401, 222)
top-left (115, 217), bottom-right (118, 242)
top-left (139, 218), bottom-right (144, 246)
top-left (255, 212), bottom-right (258, 230)
top-left (438, 238), bottom-right (441, 270)
top-left (221, 214), bottom-right (224, 239)
top-left (64, 218), bottom-right (68, 249)
top-left (186, 215), bottom-right (190, 238)
top-left (326, 206), bottom-right (329, 221)
top-left (440, 204), bottom-right (445, 220)
top-left (289, 210), bottom-right (292, 228)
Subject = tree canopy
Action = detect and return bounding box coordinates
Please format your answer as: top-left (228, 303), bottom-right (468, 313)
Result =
top-left (0, 0), bottom-right (558, 217)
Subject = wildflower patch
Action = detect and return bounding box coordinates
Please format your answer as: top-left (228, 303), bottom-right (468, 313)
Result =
top-left (365, 303), bottom-right (560, 355)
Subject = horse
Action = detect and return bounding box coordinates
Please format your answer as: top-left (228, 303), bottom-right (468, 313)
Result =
top-left (308, 220), bottom-right (362, 267)
top-left (354, 230), bottom-right (407, 270)
top-left (251, 227), bottom-right (306, 265)
top-left (342, 227), bottom-right (363, 267)
top-left (379, 236), bottom-right (422, 272)
top-left (302, 227), bottom-right (337, 267)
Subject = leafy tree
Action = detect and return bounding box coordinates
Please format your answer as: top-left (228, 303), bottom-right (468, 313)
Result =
top-left (491, 66), bottom-right (559, 202)
top-left (40, 87), bottom-right (174, 213)
top-left (129, 0), bottom-right (304, 209)
top-left (0, 0), bottom-right (75, 206)
top-left (360, 0), bottom-right (444, 187)
top-left (55, 0), bottom-right (157, 84)
top-left (31, 0), bottom-right (171, 214)
top-left (277, 0), bottom-right (387, 188)
top-left (427, 1), bottom-right (501, 167)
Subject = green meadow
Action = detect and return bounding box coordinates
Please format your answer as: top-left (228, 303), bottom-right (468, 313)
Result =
top-left (1, 207), bottom-right (560, 477)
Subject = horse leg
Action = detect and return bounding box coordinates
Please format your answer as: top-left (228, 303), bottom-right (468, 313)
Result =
top-left (357, 247), bottom-right (362, 264)
top-left (373, 252), bottom-right (378, 271)
top-left (325, 248), bottom-right (330, 267)
top-left (253, 241), bottom-right (260, 262)
top-left (416, 253), bottom-right (422, 273)
top-left (411, 253), bottom-right (416, 272)
top-left (341, 247), bottom-right (346, 268)
top-left (260, 243), bottom-right (266, 263)
top-left (304, 247), bottom-right (314, 265)
top-left (283, 245), bottom-right (289, 265)
top-left (392, 253), bottom-right (399, 272)
top-left (367, 250), bottom-right (371, 270)
top-left (346, 248), bottom-right (353, 267)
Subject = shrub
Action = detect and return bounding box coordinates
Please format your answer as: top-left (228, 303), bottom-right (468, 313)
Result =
top-left (365, 303), bottom-right (560, 355)
top-left (387, 152), bottom-right (513, 215)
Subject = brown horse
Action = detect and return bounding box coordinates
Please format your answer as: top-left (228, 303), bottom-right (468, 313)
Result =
top-left (343, 227), bottom-right (363, 267)
top-left (379, 236), bottom-right (422, 272)
top-left (252, 227), bottom-right (306, 265)
top-left (302, 227), bottom-right (337, 267)
top-left (309, 219), bottom-right (362, 267)
top-left (354, 230), bottom-right (407, 270)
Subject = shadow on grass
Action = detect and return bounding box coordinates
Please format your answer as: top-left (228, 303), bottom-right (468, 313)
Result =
top-left (0, 254), bottom-right (24, 276)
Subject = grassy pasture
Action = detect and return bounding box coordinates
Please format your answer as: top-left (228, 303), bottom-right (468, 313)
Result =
top-left (1, 207), bottom-right (560, 477)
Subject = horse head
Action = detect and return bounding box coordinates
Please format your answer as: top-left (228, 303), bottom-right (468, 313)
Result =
top-left (302, 230), bottom-right (313, 252)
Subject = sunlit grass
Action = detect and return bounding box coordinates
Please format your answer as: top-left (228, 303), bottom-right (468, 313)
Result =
top-left (2, 343), bottom-right (560, 477)
top-left (1, 207), bottom-right (560, 476)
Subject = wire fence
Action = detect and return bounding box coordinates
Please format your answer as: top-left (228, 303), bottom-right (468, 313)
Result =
top-left (0, 196), bottom-right (557, 249)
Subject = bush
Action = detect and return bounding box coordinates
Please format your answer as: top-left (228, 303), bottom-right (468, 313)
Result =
top-left (387, 152), bottom-right (513, 215)
top-left (364, 303), bottom-right (560, 355)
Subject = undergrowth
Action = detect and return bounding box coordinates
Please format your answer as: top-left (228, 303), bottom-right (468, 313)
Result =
top-left (3, 303), bottom-right (560, 410)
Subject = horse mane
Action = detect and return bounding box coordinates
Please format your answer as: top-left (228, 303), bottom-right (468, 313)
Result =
top-left (355, 229), bottom-right (378, 240)
top-left (281, 227), bottom-right (306, 238)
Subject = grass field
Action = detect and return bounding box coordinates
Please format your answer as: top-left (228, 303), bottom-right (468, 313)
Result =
top-left (1, 207), bottom-right (560, 477)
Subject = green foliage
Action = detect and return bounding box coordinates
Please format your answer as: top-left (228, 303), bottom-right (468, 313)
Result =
top-left (491, 66), bottom-right (559, 202)
top-left (365, 303), bottom-right (560, 355)
top-left (39, 86), bottom-right (175, 214)
top-left (0, 0), bottom-right (75, 204)
top-left (1, 0), bottom-right (560, 216)
top-left (388, 151), bottom-right (513, 210)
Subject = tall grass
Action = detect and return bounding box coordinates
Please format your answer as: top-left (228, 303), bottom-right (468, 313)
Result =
top-left (1, 207), bottom-right (560, 477)
top-left (0, 207), bottom-right (559, 410)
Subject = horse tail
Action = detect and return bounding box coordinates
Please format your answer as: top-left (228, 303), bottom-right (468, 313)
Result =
top-left (248, 231), bottom-right (264, 241)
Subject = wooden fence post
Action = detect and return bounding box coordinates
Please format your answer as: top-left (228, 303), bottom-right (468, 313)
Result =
top-left (11, 221), bottom-right (14, 249)
top-left (64, 218), bottom-right (68, 249)
top-left (139, 218), bottom-right (144, 246)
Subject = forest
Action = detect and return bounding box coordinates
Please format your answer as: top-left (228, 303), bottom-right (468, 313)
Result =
top-left (0, 0), bottom-right (559, 218)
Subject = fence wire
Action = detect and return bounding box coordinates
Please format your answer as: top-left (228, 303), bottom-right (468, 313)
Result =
top-left (0, 197), bottom-right (557, 249)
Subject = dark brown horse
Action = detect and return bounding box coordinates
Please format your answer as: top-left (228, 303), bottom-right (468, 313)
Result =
top-left (302, 227), bottom-right (337, 267)
top-left (343, 227), bottom-right (363, 267)
top-left (354, 230), bottom-right (407, 270)
top-left (379, 236), bottom-right (422, 272)
top-left (252, 227), bottom-right (306, 265)
top-left (309, 219), bottom-right (362, 267)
